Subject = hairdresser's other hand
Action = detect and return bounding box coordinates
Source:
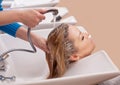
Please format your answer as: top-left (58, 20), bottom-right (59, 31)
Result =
top-left (18, 9), bottom-right (46, 28)
top-left (31, 33), bottom-right (49, 53)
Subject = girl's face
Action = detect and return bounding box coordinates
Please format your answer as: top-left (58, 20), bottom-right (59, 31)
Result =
top-left (68, 25), bottom-right (95, 61)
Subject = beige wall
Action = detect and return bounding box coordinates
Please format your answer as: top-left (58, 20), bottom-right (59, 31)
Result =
top-left (57, 0), bottom-right (120, 69)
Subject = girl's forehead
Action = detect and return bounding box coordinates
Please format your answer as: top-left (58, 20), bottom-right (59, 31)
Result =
top-left (67, 26), bottom-right (80, 40)
top-left (68, 25), bottom-right (80, 34)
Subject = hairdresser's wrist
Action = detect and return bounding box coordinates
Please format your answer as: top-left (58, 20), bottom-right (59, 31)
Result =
top-left (14, 10), bottom-right (21, 22)
top-left (0, 10), bottom-right (21, 25)
top-left (14, 9), bottom-right (24, 22)
top-left (8, 9), bottom-right (22, 22)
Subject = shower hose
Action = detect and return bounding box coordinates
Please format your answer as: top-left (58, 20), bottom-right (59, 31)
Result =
top-left (0, 28), bottom-right (36, 60)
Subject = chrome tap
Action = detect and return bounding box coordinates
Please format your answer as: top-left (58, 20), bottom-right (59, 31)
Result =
top-left (0, 54), bottom-right (9, 71)
top-left (0, 75), bottom-right (16, 81)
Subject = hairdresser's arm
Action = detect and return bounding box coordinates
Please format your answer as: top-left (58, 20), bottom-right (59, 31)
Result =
top-left (16, 26), bottom-right (48, 52)
top-left (0, 23), bottom-right (48, 52)
top-left (0, 9), bottom-right (46, 28)
top-left (0, 10), bottom-right (20, 25)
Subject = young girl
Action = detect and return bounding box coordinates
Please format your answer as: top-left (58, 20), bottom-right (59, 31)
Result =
top-left (46, 23), bottom-right (95, 78)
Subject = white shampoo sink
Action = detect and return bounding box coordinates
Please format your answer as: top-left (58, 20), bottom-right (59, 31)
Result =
top-left (11, 0), bottom-right (60, 8)
top-left (0, 27), bottom-right (119, 85)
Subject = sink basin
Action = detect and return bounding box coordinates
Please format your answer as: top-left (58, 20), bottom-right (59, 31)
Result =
top-left (0, 26), bottom-right (119, 85)
top-left (11, 0), bottom-right (60, 8)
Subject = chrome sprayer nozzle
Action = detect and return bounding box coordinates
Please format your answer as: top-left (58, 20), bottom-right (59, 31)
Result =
top-left (45, 9), bottom-right (58, 15)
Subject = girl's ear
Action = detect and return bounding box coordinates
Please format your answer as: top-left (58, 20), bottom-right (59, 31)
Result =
top-left (69, 54), bottom-right (80, 61)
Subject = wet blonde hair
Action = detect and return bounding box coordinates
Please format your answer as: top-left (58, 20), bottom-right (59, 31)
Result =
top-left (46, 23), bottom-right (77, 78)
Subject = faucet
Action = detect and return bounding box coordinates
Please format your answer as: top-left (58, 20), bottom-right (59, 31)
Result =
top-left (0, 53), bottom-right (9, 71)
top-left (0, 75), bottom-right (16, 81)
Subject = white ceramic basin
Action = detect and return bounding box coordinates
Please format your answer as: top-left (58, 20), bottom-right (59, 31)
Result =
top-left (0, 27), bottom-right (119, 85)
top-left (11, 0), bottom-right (60, 8)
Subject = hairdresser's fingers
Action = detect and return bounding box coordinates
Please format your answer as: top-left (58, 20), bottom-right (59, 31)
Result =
top-left (39, 41), bottom-right (49, 53)
top-left (28, 20), bottom-right (42, 28)
top-left (33, 36), bottom-right (49, 53)
top-left (35, 9), bottom-right (47, 14)
top-left (37, 13), bottom-right (45, 20)
top-left (29, 13), bottom-right (45, 28)
top-left (33, 10), bottom-right (45, 20)
top-left (40, 38), bottom-right (49, 53)
top-left (40, 45), bottom-right (49, 53)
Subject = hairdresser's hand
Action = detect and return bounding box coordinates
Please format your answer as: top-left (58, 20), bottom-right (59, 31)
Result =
top-left (31, 33), bottom-right (49, 53)
top-left (18, 9), bottom-right (47, 28)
